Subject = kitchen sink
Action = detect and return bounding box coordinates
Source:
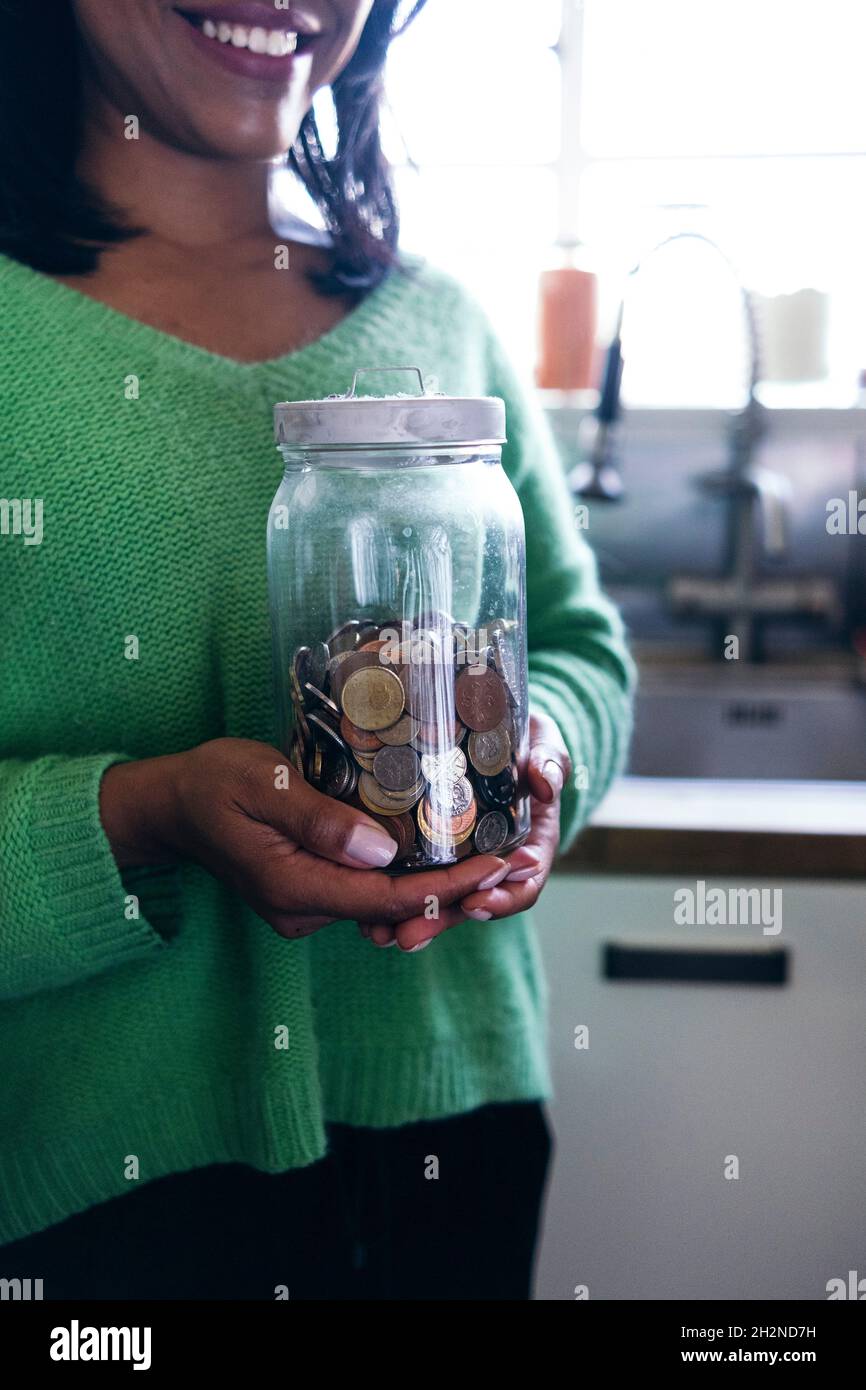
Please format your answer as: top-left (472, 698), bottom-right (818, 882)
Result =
top-left (629, 653), bottom-right (866, 780)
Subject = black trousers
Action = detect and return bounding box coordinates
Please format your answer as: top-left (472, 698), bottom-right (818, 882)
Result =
top-left (1, 1102), bottom-right (552, 1301)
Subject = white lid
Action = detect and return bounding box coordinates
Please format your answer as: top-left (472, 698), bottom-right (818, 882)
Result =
top-left (274, 366), bottom-right (506, 449)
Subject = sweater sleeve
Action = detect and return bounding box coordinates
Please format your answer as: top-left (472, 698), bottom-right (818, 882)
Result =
top-left (481, 327), bottom-right (636, 850)
top-left (0, 753), bottom-right (180, 1000)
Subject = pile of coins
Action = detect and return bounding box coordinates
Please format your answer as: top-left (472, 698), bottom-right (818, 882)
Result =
top-left (286, 613), bottom-right (527, 872)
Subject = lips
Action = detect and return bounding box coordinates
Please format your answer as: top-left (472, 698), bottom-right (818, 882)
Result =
top-left (174, 3), bottom-right (321, 80)
top-left (176, 2), bottom-right (320, 33)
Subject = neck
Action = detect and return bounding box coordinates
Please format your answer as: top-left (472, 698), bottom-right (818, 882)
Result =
top-left (76, 79), bottom-right (275, 252)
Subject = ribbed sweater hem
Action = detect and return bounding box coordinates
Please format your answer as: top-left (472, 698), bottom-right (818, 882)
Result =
top-left (318, 1025), bottom-right (552, 1129)
top-left (0, 1027), bottom-right (551, 1246)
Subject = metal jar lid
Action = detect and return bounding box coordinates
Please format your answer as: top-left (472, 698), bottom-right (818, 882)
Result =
top-left (274, 366), bottom-right (506, 450)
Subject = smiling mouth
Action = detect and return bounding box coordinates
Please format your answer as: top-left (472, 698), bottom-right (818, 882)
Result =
top-left (176, 11), bottom-right (314, 58)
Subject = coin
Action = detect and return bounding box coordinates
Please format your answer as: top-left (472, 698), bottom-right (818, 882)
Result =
top-left (455, 667), bottom-right (507, 732)
top-left (478, 766), bottom-right (517, 808)
top-left (417, 794), bottom-right (476, 846)
top-left (308, 711), bottom-right (347, 750)
top-left (377, 711), bottom-right (420, 746)
top-left (339, 713), bottom-right (383, 753)
top-left (426, 774), bottom-right (474, 819)
top-left (358, 771), bottom-right (422, 816)
top-left (374, 773), bottom-right (425, 806)
top-left (289, 738), bottom-right (305, 777)
top-left (420, 746), bottom-right (467, 785)
top-left (351, 749), bottom-right (378, 772)
top-left (372, 744), bottom-right (421, 793)
top-left (330, 649), bottom-right (382, 704)
top-left (474, 810), bottom-right (510, 854)
top-left (310, 743), bottom-right (323, 783)
top-left (467, 723), bottom-right (512, 777)
top-left (294, 641), bottom-right (329, 691)
top-left (411, 715), bottom-right (466, 751)
top-left (342, 666), bottom-right (405, 731)
top-left (491, 628), bottom-right (519, 707)
top-left (327, 619), bottom-right (360, 655)
top-left (304, 682), bottom-right (340, 716)
top-left (319, 744), bottom-right (357, 800)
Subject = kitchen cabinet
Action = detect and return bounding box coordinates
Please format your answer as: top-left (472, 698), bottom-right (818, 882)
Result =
top-left (533, 870), bottom-right (866, 1300)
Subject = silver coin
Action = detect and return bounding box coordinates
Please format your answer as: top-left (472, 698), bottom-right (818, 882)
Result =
top-left (319, 744), bottom-right (358, 800)
top-left (420, 746), bottom-right (467, 784)
top-left (474, 811), bottom-right (509, 854)
top-left (303, 681), bottom-right (340, 716)
top-left (294, 641), bottom-right (329, 691)
top-left (428, 774), bottom-right (473, 817)
top-left (372, 744), bottom-right (421, 793)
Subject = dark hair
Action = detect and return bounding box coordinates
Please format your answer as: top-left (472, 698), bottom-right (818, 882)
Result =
top-left (0, 0), bottom-right (425, 296)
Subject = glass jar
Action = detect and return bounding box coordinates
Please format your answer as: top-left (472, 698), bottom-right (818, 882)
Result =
top-left (267, 367), bottom-right (530, 874)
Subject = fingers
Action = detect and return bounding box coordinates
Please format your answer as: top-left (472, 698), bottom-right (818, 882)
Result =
top-left (267, 912), bottom-right (335, 940)
top-left (392, 905), bottom-right (467, 952)
top-left (268, 846), bottom-right (510, 927)
top-left (459, 875), bottom-right (544, 922)
top-left (264, 765), bottom-right (400, 870)
top-left (523, 708), bottom-right (572, 804)
top-left (527, 740), bottom-right (572, 805)
top-left (459, 796), bottom-right (559, 919)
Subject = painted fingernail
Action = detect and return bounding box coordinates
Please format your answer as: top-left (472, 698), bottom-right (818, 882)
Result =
top-left (346, 824), bottom-right (397, 867)
top-left (542, 760), bottom-right (563, 796)
top-left (477, 864), bottom-right (510, 890)
top-left (464, 908), bottom-right (493, 921)
top-left (506, 866), bottom-right (540, 882)
top-left (405, 939), bottom-right (433, 953)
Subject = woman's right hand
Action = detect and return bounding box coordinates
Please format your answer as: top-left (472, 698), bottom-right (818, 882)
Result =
top-left (100, 738), bottom-right (510, 941)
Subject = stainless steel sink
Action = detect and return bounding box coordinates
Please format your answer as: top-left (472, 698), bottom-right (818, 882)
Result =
top-left (630, 653), bottom-right (866, 780)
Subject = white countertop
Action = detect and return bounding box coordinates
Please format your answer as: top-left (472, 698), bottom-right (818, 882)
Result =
top-left (591, 776), bottom-right (866, 837)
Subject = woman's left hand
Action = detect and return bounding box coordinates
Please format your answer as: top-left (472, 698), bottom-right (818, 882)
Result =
top-left (361, 709), bottom-right (572, 952)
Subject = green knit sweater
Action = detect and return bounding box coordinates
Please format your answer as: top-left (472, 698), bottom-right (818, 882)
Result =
top-left (0, 250), bottom-right (633, 1245)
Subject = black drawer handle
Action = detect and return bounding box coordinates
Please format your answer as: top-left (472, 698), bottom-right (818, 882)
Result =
top-left (603, 940), bottom-right (789, 985)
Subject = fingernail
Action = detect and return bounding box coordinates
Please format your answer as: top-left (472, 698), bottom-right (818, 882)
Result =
top-left (542, 760), bottom-right (563, 795)
top-left (376, 938), bottom-right (398, 949)
top-left (477, 864), bottom-right (510, 891)
top-left (506, 866), bottom-right (540, 882)
top-left (464, 909), bottom-right (492, 921)
top-left (346, 824), bottom-right (397, 867)
top-left (404, 939), bottom-right (433, 953)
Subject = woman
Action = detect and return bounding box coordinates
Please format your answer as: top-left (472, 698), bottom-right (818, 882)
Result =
top-left (0, 0), bottom-right (633, 1299)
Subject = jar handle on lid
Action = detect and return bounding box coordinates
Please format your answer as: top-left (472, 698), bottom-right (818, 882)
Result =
top-left (346, 365), bottom-right (428, 398)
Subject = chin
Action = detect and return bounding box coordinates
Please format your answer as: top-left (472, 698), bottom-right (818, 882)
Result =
top-left (165, 103), bottom-right (304, 161)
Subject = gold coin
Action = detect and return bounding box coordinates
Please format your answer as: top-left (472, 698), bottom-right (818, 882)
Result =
top-left (468, 723), bottom-right (512, 777)
top-left (423, 792), bottom-right (477, 840)
top-left (377, 711), bottom-right (421, 746)
top-left (358, 772), bottom-right (422, 817)
top-left (341, 667), bottom-right (405, 731)
top-left (352, 750), bottom-right (378, 772)
top-left (417, 795), bottom-right (475, 847)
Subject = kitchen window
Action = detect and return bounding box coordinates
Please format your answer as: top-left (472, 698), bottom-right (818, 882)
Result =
top-left (385, 0), bottom-right (866, 404)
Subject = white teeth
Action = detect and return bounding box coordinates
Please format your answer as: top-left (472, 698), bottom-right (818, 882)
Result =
top-left (198, 18), bottom-right (299, 55)
top-left (268, 28), bottom-right (297, 56)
